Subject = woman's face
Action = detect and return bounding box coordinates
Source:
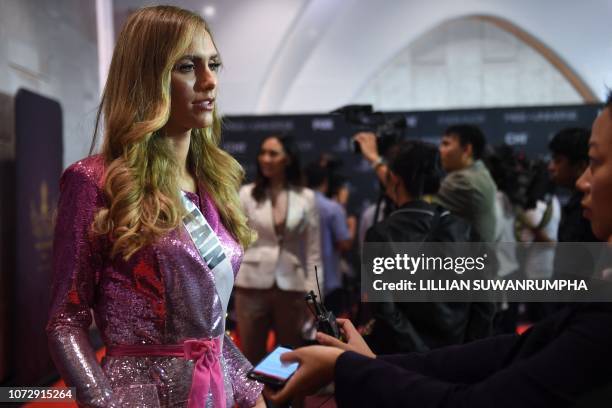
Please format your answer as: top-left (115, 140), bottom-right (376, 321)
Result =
top-left (258, 137), bottom-right (289, 180)
top-left (577, 107), bottom-right (612, 241)
top-left (166, 29), bottom-right (220, 134)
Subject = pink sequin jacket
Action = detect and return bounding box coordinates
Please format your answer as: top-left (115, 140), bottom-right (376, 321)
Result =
top-left (46, 156), bottom-right (263, 407)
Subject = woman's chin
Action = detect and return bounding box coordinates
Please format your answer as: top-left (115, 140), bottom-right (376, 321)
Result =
top-left (591, 222), bottom-right (611, 242)
top-left (192, 113), bottom-right (213, 129)
top-left (260, 169), bottom-right (280, 179)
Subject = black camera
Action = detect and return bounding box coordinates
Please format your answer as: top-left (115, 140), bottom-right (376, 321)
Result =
top-left (331, 105), bottom-right (408, 156)
top-left (304, 266), bottom-right (341, 339)
top-left (484, 145), bottom-right (554, 210)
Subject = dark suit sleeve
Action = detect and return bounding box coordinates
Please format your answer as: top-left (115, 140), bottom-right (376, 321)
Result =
top-left (335, 309), bottom-right (612, 408)
top-left (375, 334), bottom-right (518, 383)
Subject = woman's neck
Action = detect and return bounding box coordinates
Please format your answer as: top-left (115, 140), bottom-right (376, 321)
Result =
top-left (267, 176), bottom-right (286, 193)
top-left (164, 127), bottom-right (196, 192)
top-left (395, 197), bottom-right (414, 207)
top-left (165, 128), bottom-right (191, 177)
top-left (393, 185), bottom-right (413, 207)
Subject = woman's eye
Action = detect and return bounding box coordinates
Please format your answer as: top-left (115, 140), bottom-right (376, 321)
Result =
top-left (178, 63), bottom-right (195, 72)
top-left (209, 62), bottom-right (221, 72)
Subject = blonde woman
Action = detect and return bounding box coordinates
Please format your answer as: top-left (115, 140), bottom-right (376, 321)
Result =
top-left (46, 6), bottom-right (264, 407)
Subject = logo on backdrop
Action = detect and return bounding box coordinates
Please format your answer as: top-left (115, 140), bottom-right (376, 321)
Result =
top-left (223, 141), bottom-right (247, 154)
top-left (504, 131), bottom-right (529, 145)
top-left (30, 181), bottom-right (55, 272)
top-left (405, 115), bottom-right (419, 127)
top-left (504, 109), bottom-right (578, 124)
top-left (311, 118), bottom-right (334, 131)
top-left (437, 113), bottom-right (486, 125)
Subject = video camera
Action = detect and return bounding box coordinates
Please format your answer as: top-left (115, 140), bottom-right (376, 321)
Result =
top-left (484, 145), bottom-right (554, 210)
top-left (331, 105), bottom-right (408, 156)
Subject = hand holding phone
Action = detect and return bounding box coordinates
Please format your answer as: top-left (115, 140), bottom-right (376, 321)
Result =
top-left (247, 346), bottom-right (299, 388)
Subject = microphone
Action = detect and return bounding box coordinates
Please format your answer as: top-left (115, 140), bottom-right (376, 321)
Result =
top-left (304, 266), bottom-right (341, 339)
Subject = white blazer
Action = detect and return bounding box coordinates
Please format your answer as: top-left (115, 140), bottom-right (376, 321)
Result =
top-left (236, 183), bottom-right (323, 293)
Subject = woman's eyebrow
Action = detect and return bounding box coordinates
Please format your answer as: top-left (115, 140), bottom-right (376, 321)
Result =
top-left (178, 53), bottom-right (220, 61)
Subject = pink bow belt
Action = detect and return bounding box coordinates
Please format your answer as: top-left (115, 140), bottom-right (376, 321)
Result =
top-left (107, 338), bottom-right (225, 408)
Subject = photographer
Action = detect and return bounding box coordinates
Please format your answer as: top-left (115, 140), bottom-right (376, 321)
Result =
top-left (360, 140), bottom-right (493, 353)
top-left (355, 124), bottom-right (499, 242)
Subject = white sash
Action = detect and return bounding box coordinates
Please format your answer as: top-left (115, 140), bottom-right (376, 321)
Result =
top-left (181, 192), bottom-right (234, 317)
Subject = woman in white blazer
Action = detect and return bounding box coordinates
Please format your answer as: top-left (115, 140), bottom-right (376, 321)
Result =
top-left (235, 134), bottom-right (322, 365)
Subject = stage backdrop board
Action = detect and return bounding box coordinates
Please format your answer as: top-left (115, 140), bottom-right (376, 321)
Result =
top-left (222, 103), bottom-right (601, 217)
top-left (0, 92), bottom-right (15, 383)
top-left (11, 89), bottom-right (63, 385)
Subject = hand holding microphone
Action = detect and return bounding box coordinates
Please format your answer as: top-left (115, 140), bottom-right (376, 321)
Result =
top-left (316, 318), bottom-right (376, 358)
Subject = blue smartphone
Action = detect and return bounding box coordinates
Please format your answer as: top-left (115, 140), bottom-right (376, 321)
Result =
top-left (247, 346), bottom-right (299, 388)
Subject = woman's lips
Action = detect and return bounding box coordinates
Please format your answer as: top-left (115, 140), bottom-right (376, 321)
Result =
top-left (193, 99), bottom-right (214, 111)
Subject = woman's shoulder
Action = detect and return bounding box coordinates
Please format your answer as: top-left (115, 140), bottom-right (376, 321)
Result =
top-left (239, 183), bottom-right (256, 201)
top-left (292, 186), bottom-right (315, 200)
top-left (239, 182), bottom-right (255, 194)
top-left (60, 154), bottom-right (106, 191)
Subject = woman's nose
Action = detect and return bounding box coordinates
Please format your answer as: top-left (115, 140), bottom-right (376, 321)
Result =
top-left (196, 68), bottom-right (217, 91)
top-left (576, 167), bottom-right (591, 193)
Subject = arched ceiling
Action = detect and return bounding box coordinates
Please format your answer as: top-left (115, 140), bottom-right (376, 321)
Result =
top-left (112, 0), bottom-right (612, 114)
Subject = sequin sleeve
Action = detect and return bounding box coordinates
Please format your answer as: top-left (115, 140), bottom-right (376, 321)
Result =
top-left (46, 161), bottom-right (118, 407)
top-left (223, 334), bottom-right (263, 407)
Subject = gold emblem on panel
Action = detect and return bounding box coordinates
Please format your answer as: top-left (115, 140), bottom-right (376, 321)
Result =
top-left (30, 181), bottom-right (55, 270)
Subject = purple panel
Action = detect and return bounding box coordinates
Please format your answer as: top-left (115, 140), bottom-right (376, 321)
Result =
top-left (12, 88), bottom-right (63, 385)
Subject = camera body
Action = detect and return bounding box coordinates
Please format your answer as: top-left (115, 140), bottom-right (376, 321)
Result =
top-left (485, 145), bottom-right (553, 210)
top-left (331, 105), bottom-right (408, 156)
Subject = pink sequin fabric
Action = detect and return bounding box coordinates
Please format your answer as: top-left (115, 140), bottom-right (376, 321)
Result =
top-left (46, 155), bottom-right (263, 407)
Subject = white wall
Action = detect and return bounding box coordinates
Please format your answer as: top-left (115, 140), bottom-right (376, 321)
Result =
top-left (353, 17), bottom-right (582, 110)
top-left (0, 0), bottom-right (99, 167)
top-left (266, 0), bottom-right (612, 113)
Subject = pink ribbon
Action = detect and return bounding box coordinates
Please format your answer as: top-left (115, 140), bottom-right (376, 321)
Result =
top-left (183, 338), bottom-right (225, 408)
top-left (107, 338), bottom-right (225, 407)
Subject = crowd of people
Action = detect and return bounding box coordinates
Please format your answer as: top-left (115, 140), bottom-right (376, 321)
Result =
top-left (46, 4), bottom-right (612, 407)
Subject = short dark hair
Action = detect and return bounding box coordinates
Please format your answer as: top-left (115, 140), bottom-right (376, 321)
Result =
top-left (387, 140), bottom-right (442, 197)
top-left (444, 124), bottom-right (486, 160)
top-left (548, 127), bottom-right (590, 165)
top-left (305, 162), bottom-right (327, 189)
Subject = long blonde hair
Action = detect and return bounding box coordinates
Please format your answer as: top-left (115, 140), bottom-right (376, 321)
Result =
top-left (92, 5), bottom-right (254, 259)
